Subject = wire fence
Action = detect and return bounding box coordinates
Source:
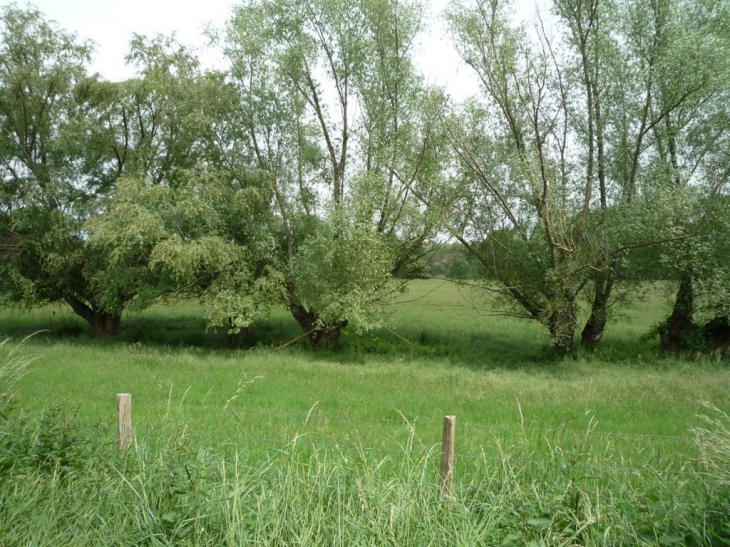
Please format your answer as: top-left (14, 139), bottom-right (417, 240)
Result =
top-left (16, 385), bottom-right (704, 482)
top-left (17, 386), bottom-right (696, 440)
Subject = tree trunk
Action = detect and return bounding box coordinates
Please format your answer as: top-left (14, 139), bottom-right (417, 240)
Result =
top-left (93, 311), bottom-right (122, 336)
top-left (549, 300), bottom-right (577, 355)
top-left (228, 316), bottom-right (251, 348)
top-left (581, 268), bottom-right (616, 347)
top-left (703, 316), bottom-right (730, 357)
top-left (660, 274), bottom-right (694, 354)
top-left (65, 296), bottom-right (122, 337)
top-left (581, 309), bottom-right (607, 347)
top-left (289, 303), bottom-right (348, 351)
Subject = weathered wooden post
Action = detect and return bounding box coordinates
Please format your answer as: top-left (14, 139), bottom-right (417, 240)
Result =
top-left (440, 415), bottom-right (456, 493)
top-left (117, 393), bottom-right (132, 451)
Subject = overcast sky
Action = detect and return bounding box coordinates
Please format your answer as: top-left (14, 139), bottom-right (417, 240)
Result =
top-left (2, 0), bottom-right (543, 99)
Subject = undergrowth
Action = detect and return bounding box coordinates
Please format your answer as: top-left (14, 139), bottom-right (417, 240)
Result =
top-left (0, 399), bottom-right (728, 543)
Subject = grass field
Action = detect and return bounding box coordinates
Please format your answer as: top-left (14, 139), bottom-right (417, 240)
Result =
top-left (1, 280), bottom-right (730, 545)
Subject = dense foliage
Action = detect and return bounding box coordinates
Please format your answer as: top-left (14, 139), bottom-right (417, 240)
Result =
top-left (444, 0), bottom-right (730, 352)
top-left (1, 0), bottom-right (729, 354)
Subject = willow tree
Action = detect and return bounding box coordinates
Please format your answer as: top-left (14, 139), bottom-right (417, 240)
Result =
top-left (567, 0), bottom-right (730, 347)
top-left (443, 0), bottom-right (725, 353)
top-left (0, 6), bottom-right (119, 334)
top-left (222, 0), bottom-right (446, 349)
top-left (644, 0), bottom-right (730, 353)
top-left (85, 35), bottom-right (282, 339)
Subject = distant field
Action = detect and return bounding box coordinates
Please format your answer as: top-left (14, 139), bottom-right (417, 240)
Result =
top-left (0, 278), bottom-right (673, 359)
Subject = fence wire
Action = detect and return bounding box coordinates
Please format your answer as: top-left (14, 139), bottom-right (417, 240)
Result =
top-left (16, 385), bottom-right (701, 479)
top-left (18, 386), bottom-right (696, 440)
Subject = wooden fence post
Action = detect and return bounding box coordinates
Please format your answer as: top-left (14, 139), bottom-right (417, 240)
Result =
top-left (117, 393), bottom-right (132, 451)
top-left (440, 415), bottom-right (456, 493)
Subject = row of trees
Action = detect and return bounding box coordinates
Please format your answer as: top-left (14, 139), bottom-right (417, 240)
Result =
top-left (1, 0), bottom-right (728, 354)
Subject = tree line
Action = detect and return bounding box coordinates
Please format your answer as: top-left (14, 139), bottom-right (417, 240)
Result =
top-left (1, 0), bottom-right (729, 354)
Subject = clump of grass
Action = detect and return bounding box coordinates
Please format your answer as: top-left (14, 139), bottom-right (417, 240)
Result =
top-left (0, 335), bottom-right (39, 393)
top-left (0, 335), bottom-right (41, 475)
top-left (693, 402), bottom-right (730, 544)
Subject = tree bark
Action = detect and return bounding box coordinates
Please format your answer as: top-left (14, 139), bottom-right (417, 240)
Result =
top-left (64, 296), bottom-right (122, 337)
top-left (581, 307), bottom-right (607, 347)
top-left (581, 266), bottom-right (617, 347)
top-left (703, 316), bottom-right (730, 356)
top-left (660, 274), bottom-right (694, 354)
top-left (289, 302), bottom-right (348, 351)
top-left (549, 300), bottom-right (577, 355)
top-left (228, 316), bottom-right (251, 348)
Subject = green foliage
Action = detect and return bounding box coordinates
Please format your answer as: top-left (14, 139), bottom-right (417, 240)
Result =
top-left (0, 338), bottom-right (92, 481)
top-left (648, 317), bottom-right (707, 354)
top-left (443, 0), bottom-right (730, 352)
top-left (0, 5), bottom-right (95, 312)
top-left (31, 404), bottom-right (91, 476)
top-left (221, 0), bottom-right (445, 345)
top-left (688, 199), bottom-right (730, 321)
top-left (446, 256), bottom-right (471, 280)
top-left (0, 337), bottom-right (36, 475)
top-left (651, 196), bottom-right (730, 352)
top-left (89, 168), bottom-right (282, 332)
top-left (291, 208), bottom-right (398, 331)
top-left (2, 0), bottom-right (728, 356)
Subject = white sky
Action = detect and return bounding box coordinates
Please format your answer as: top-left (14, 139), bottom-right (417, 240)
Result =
top-left (2, 0), bottom-right (543, 100)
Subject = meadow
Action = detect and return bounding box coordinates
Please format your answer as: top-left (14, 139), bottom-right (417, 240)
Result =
top-left (1, 279), bottom-right (730, 545)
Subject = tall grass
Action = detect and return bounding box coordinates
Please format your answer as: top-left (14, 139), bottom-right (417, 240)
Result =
top-left (0, 404), bottom-right (726, 546)
top-left (693, 403), bottom-right (730, 544)
top-left (0, 335), bottom-right (38, 391)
